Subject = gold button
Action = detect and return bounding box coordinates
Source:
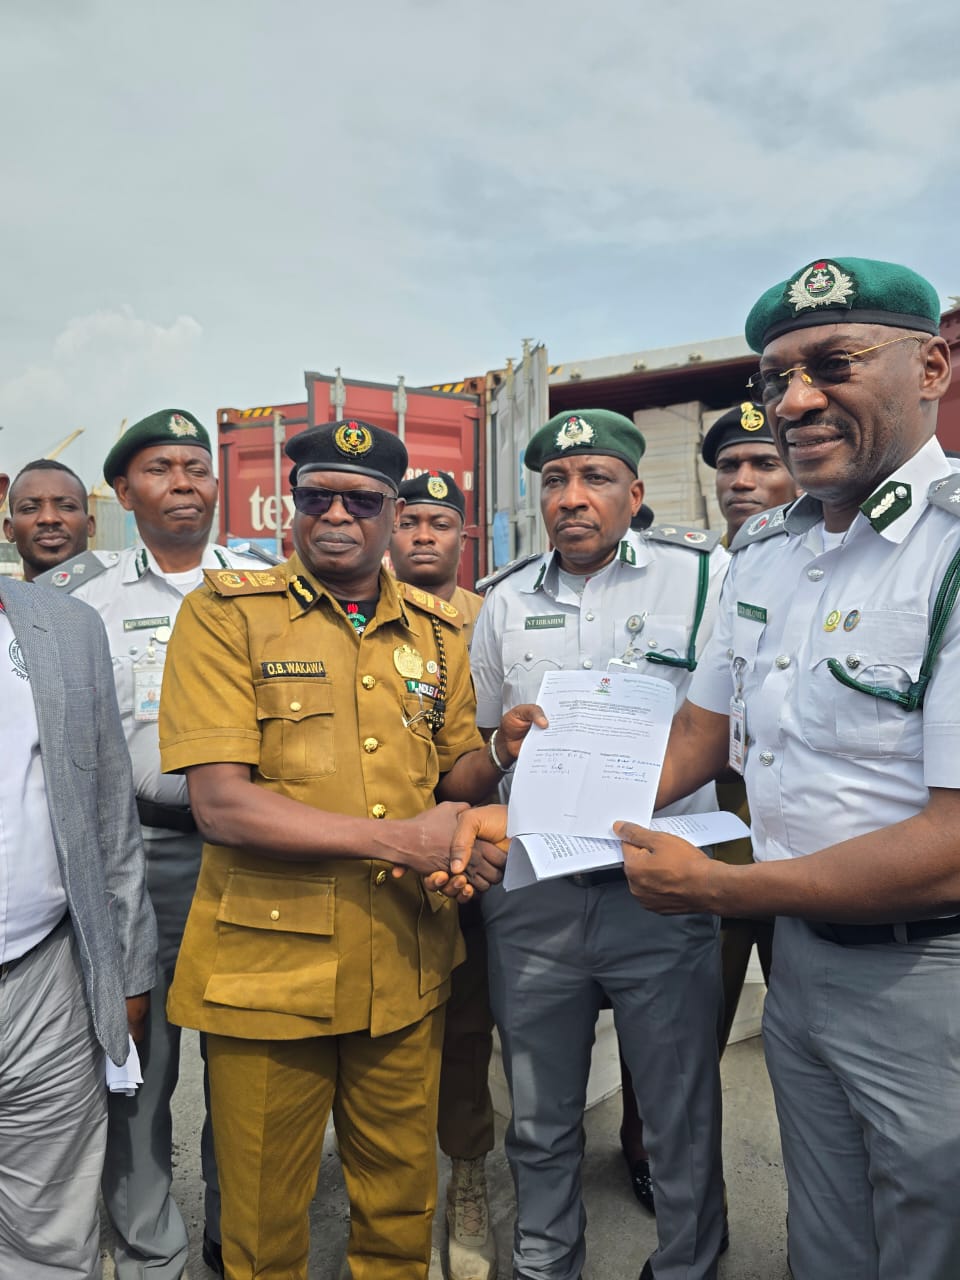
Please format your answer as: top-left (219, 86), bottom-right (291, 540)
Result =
top-left (375, 869), bottom-right (388, 886)
top-left (361, 675), bottom-right (376, 689)
top-left (289, 701), bottom-right (302, 712)
top-left (363, 737), bottom-right (379, 753)
top-left (269, 908), bottom-right (280, 921)
top-left (372, 804), bottom-right (387, 819)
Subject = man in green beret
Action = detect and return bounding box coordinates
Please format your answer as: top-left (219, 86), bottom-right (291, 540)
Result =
top-left (468, 408), bottom-right (729, 1280)
top-left (607, 256), bottom-right (960, 1280)
top-left (156, 420), bottom-right (540, 1280)
top-left (39, 408), bottom-right (264, 1279)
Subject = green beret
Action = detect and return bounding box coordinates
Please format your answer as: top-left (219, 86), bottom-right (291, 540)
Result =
top-left (701, 402), bottom-right (775, 468)
top-left (525, 409), bottom-right (645, 475)
top-left (103, 409), bottom-right (211, 485)
top-left (285, 420), bottom-right (408, 493)
top-left (745, 257), bottom-right (941, 353)
top-left (398, 471), bottom-right (466, 520)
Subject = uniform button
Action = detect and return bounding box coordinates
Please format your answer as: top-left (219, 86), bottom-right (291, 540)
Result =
top-left (585, 611), bottom-right (595, 621)
top-left (361, 675), bottom-right (376, 689)
top-left (372, 804), bottom-right (387, 819)
top-left (269, 909), bottom-right (280, 921)
top-left (582, 658), bottom-right (594, 669)
top-left (289, 701), bottom-right (302, 712)
top-left (647, 640), bottom-right (658, 649)
top-left (846, 655), bottom-right (862, 670)
top-left (727, 648), bottom-right (735, 659)
top-left (807, 568), bottom-right (824, 581)
top-left (363, 737), bottom-right (379, 753)
top-left (525, 651), bottom-right (534, 661)
top-left (375, 869), bottom-right (388, 887)
top-left (758, 750), bottom-right (775, 766)
top-left (775, 655), bottom-right (791, 669)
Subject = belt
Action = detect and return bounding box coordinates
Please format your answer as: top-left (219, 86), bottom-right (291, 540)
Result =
top-left (809, 916), bottom-right (960, 946)
top-left (0, 913), bottom-right (70, 980)
top-left (136, 797), bottom-right (197, 834)
top-left (568, 867), bottom-right (626, 888)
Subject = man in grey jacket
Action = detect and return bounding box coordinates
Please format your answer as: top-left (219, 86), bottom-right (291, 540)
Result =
top-left (0, 467), bottom-right (157, 1279)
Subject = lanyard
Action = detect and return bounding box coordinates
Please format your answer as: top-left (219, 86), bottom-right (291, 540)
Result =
top-left (644, 551), bottom-right (710, 674)
top-left (826, 543), bottom-right (960, 711)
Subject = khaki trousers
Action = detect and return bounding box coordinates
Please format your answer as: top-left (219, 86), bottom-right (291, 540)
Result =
top-left (207, 1008), bottom-right (444, 1280)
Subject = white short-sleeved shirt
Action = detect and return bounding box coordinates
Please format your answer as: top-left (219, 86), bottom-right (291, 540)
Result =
top-left (67, 543), bottom-right (262, 819)
top-left (689, 437), bottom-right (960, 863)
top-left (471, 528), bottom-right (728, 816)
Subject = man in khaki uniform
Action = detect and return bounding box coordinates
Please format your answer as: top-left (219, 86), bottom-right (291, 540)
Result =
top-left (391, 471), bottom-right (495, 1280)
top-left (159, 421), bottom-right (533, 1280)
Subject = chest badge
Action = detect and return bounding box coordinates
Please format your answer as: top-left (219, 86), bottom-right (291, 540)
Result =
top-left (843, 609), bottom-right (861, 632)
top-left (393, 644), bottom-right (424, 679)
top-left (824, 610), bottom-right (841, 632)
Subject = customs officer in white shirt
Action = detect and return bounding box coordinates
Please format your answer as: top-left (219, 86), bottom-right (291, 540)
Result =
top-left (468, 409), bottom-right (728, 1280)
top-left (616, 257), bottom-right (960, 1280)
top-left (40, 409), bottom-right (261, 1280)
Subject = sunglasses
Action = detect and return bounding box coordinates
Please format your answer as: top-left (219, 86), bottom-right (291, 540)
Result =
top-left (291, 486), bottom-right (396, 519)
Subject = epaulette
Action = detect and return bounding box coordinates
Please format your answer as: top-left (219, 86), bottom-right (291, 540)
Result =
top-left (475, 551), bottom-right (542, 594)
top-left (640, 525), bottom-right (722, 553)
top-left (729, 504), bottom-right (791, 553)
top-left (397, 581), bottom-right (463, 627)
top-left (203, 568), bottom-right (287, 596)
top-left (37, 549), bottom-right (119, 591)
top-left (927, 473), bottom-right (960, 516)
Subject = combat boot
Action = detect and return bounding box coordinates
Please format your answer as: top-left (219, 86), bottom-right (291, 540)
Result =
top-left (446, 1156), bottom-right (497, 1280)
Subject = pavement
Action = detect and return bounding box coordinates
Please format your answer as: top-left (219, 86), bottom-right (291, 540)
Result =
top-left (100, 1030), bottom-right (790, 1279)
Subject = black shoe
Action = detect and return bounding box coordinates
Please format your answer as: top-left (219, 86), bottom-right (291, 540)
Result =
top-left (627, 1156), bottom-right (656, 1216)
top-left (639, 1260), bottom-right (654, 1280)
top-left (202, 1230), bottom-right (225, 1277)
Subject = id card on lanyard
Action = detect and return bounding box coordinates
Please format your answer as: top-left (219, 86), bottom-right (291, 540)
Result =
top-left (729, 656), bottom-right (747, 775)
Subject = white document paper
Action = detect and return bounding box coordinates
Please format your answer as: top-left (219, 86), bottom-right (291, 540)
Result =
top-left (503, 811), bottom-right (751, 891)
top-left (506, 669), bottom-right (677, 840)
top-left (106, 1035), bottom-right (143, 1095)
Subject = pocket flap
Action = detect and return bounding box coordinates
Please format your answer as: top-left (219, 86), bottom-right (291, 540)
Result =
top-left (216, 869), bottom-right (335, 936)
top-left (254, 679), bottom-right (335, 723)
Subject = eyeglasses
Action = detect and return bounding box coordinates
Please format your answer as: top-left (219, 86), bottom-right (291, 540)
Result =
top-left (746, 333), bottom-right (926, 404)
top-left (291, 486), bottom-right (395, 519)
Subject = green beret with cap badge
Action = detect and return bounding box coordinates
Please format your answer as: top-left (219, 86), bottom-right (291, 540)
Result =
top-left (524, 409), bottom-right (646, 475)
top-left (745, 256), bottom-right (941, 353)
top-left (285, 420), bottom-right (408, 492)
top-left (398, 470), bottom-right (466, 520)
top-left (701, 402), bottom-right (775, 468)
top-left (103, 409), bottom-right (211, 486)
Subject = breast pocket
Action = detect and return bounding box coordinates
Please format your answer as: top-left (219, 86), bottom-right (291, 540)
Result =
top-left (799, 611), bottom-right (926, 759)
top-left (501, 627), bottom-right (567, 706)
top-left (641, 614), bottom-right (690, 662)
top-left (205, 869), bottom-right (338, 1018)
top-left (255, 679), bottom-right (336, 780)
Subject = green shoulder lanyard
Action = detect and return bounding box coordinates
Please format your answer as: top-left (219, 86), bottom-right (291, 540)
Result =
top-left (826, 543), bottom-right (960, 711)
top-left (644, 552), bottom-right (710, 674)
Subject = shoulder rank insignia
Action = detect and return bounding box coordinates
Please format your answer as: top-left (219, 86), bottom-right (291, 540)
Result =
top-left (729, 503), bottom-right (792, 552)
top-left (204, 569), bottom-right (287, 597)
top-left (36, 549), bottom-right (117, 591)
top-left (926, 472), bottom-right (960, 516)
top-left (861, 480), bottom-right (912, 532)
top-left (642, 525), bottom-right (722, 553)
top-left (475, 551), bottom-right (543, 595)
top-left (397, 581), bottom-right (463, 627)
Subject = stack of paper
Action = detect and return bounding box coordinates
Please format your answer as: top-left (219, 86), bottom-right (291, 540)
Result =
top-left (634, 402), bottom-right (707, 529)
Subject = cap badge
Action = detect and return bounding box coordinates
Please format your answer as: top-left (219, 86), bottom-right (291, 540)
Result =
top-left (334, 421), bottom-right (373, 456)
top-left (427, 474), bottom-right (449, 499)
top-left (169, 413), bottom-right (198, 438)
top-left (740, 402), bottom-right (765, 431)
top-left (555, 415), bottom-right (595, 451)
top-left (786, 261), bottom-right (855, 314)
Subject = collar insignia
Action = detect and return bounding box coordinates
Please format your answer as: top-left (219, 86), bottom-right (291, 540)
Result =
top-left (862, 480), bottom-right (911, 532)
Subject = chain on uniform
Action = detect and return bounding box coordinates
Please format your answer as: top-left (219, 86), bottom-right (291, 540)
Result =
top-left (425, 617), bottom-right (447, 734)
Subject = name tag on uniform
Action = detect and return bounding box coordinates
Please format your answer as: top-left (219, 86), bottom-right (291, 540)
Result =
top-left (405, 679), bottom-right (441, 699)
top-left (736, 602), bottom-right (767, 624)
top-left (124, 615), bottom-right (171, 632)
top-left (260, 661), bottom-right (327, 677)
top-left (524, 614), bottom-right (565, 630)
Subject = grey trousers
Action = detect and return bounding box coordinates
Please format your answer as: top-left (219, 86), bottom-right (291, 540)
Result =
top-left (765, 917), bottom-right (960, 1280)
top-left (483, 878), bottom-right (725, 1280)
top-left (0, 919), bottom-right (106, 1280)
top-left (102, 831), bottom-right (219, 1279)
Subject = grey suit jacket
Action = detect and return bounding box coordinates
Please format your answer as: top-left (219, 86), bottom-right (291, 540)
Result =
top-left (0, 577), bottom-right (157, 1065)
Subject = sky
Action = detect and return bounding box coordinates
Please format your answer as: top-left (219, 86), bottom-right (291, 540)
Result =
top-left (2, 0), bottom-right (959, 487)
